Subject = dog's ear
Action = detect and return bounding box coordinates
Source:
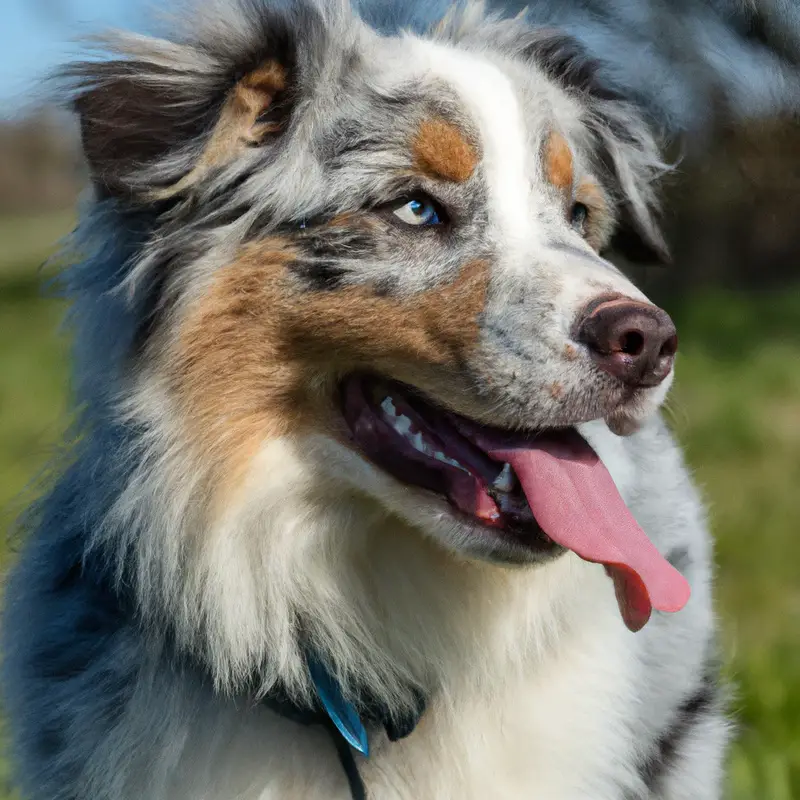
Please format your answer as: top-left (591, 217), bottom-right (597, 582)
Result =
top-left (64, 10), bottom-right (309, 201)
top-left (520, 28), bottom-right (671, 265)
top-left (593, 121), bottom-right (672, 266)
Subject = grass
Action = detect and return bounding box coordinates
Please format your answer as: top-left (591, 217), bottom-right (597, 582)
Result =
top-left (0, 219), bottom-right (798, 797)
top-left (0, 211), bottom-right (74, 278)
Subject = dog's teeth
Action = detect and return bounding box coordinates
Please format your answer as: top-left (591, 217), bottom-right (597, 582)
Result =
top-left (421, 440), bottom-right (437, 457)
top-left (384, 410), bottom-right (470, 472)
top-left (393, 415), bottom-right (412, 436)
top-left (433, 450), bottom-right (469, 471)
top-left (493, 463), bottom-right (516, 493)
top-left (381, 397), bottom-right (398, 417)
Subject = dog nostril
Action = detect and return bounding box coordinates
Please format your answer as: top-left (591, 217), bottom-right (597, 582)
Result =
top-left (660, 334), bottom-right (678, 359)
top-left (619, 331), bottom-right (645, 356)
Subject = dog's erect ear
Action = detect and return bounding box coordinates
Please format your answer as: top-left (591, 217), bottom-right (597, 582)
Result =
top-left (517, 27), bottom-right (624, 103)
top-left (593, 118), bottom-right (672, 266)
top-left (76, 56), bottom-right (290, 200)
top-left (64, 9), bottom-right (310, 200)
top-left (520, 28), bottom-right (671, 265)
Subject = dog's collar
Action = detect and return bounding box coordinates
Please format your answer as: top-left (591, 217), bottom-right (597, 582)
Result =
top-left (262, 652), bottom-right (426, 800)
top-left (307, 653), bottom-right (370, 755)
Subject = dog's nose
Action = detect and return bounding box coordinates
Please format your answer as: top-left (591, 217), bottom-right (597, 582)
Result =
top-left (575, 297), bottom-right (678, 387)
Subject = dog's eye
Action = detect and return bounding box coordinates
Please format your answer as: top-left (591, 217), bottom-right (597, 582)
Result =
top-left (392, 196), bottom-right (445, 227)
top-left (570, 202), bottom-right (589, 234)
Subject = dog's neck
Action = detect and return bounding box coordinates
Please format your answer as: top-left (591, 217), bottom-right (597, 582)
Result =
top-left (104, 424), bottom-right (609, 723)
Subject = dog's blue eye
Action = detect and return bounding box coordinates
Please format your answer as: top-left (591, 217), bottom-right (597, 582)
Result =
top-left (392, 197), bottom-right (444, 227)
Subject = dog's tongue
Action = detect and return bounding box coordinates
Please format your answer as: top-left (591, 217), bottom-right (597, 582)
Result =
top-left (485, 433), bottom-right (690, 632)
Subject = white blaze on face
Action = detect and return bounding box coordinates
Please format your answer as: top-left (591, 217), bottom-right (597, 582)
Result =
top-left (412, 40), bottom-right (536, 253)
top-left (411, 38), bottom-right (658, 343)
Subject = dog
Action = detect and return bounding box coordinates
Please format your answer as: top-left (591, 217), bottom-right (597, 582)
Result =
top-left (3, 1), bottom-right (799, 798)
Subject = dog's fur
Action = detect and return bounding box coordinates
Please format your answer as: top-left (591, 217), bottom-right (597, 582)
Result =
top-left (3, 1), bottom-right (799, 798)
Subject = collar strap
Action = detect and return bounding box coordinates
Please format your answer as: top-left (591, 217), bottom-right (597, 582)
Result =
top-left (307, 653), bottom-right (370, 755)
top-left (262, 653), bottom-right (427, 799)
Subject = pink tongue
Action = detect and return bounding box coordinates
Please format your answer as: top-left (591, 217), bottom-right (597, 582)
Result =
top-left (486, 434), bottom-right (690, 632)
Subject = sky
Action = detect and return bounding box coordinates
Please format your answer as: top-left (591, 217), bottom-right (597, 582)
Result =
top-left (0, 0), bottom-right (144, 116)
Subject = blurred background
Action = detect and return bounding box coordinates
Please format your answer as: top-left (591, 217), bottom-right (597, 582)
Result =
top-left (0, 2), bottom-right (798, 798)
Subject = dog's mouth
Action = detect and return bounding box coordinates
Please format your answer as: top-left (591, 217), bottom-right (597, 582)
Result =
top-left (341, 374), bottom-right (690, 631)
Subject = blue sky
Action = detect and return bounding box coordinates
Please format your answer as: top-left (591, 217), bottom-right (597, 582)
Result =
top-left (0, 0), bottom-right (144, 115)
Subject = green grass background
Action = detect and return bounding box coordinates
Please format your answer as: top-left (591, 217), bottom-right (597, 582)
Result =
top-left (0, 215), bottom-right (798, 798)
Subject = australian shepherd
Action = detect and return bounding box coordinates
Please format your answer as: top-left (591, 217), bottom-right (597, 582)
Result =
top-left (5, 0), bottom-right (798, 797)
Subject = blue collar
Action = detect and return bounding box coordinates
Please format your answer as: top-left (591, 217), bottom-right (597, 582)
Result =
top-left (262, 652), bottom-right (426, 800)
top-left (307, 653), bottom-right (370, 755)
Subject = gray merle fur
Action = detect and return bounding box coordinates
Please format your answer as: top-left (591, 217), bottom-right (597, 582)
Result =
top-left (3, 1), bottom-right (797, 798)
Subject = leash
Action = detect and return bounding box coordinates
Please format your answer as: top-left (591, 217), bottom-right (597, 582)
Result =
top-left (326, 717), bottom-right (368, 800)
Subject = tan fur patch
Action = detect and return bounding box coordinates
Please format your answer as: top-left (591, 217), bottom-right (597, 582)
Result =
top-left (413, 118), bottom-right (478, 183)
top-left (152, 61), bottom-right (288, 200)
top-left (563, 343), bottom-right (578, 361)
top-left (549, 381), bottom-right (564, 399)
top-left (170, 240), bottom-right (302, 483)
top-left (544, 131), bottom-right (574, 194)
top-left (172, 243), bottom-right (489, 477)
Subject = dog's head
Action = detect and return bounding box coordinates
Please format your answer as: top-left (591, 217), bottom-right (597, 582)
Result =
top-left (69, 0), bottom-right (677, 695)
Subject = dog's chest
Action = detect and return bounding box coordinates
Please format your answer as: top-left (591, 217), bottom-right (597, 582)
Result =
top-left (171, 601), bottom-right (650, 800)
top-left (359, 618), bottom-right (644, 799)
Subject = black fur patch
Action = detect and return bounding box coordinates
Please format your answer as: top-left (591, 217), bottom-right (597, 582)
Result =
top-left (666, 545), bottom-right (692, 575)
top-left (289, 225), bottom-right (376, 290)
top-left (66, 0), bottom-right (310, 197)
top-left (290, 259), bottom-right (350, 290)
top-left (32, 616), bottom-right (107, 683)
top-left (301, 227), bottom-right (376, 261)
top-left (323, 118), bottom-right (390, 162)
top-left (521, 29), bottom-right (623, 102)
top-left (638, 668), bottom-right (720, 791)
top-left (736, 6), bottom-right (799, 67)
top-left (30, 533), bottom-right (128, 686)
top-left (606, 219), bottom-right (671, 265)
top-left (35, 722), bottom-right (67, 760)
top-left (592, 131), bottom-right (671, 266)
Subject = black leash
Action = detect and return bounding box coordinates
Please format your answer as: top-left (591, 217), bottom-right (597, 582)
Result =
top-left (263, 693), bottom-right (368, 799)
top-left (326, 717), bottom-right (368, 800)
